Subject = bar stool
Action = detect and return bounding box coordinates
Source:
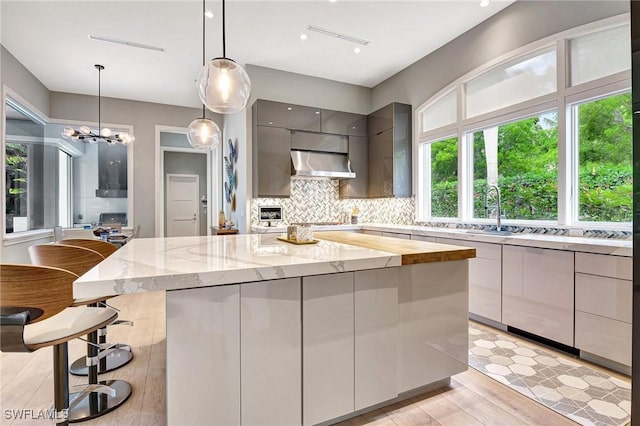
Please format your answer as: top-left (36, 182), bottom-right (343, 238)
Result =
top-left (28, 244), bottom-right (134, 376)
top-left (57, 238), bottom-right (117, 258)
top-left (0, 264), bottom-right (131, 425)
top-left (54, 239), bottom-right (134, 375)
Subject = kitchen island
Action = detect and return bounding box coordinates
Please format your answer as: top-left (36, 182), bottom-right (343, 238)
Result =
top-left (74, 233), bottom-right (475, 425)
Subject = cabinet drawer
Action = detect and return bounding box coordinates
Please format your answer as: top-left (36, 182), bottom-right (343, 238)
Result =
top-left (575, 273), bottom-right (631, 323)
top-left (575, 252), bottom-right (631, 280)
top-left (382, 232), bottom-right (411, 240)
top-left (575, 311), bottom-right (631, 367)
top-left (436, 238), bottom-right (500, 260)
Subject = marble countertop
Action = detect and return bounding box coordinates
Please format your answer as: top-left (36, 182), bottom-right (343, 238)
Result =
top-left (362, 224), bottom-right (632, 257)
top-left (73, 234), bottom-right (400, 299)
top-left (251, 223), bottom-right (631, 256)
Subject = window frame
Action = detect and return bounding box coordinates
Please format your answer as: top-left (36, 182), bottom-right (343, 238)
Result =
top-left (415, 14), bottom-right (631, 230)
top-left (2, 85), bottom-right (136, 246)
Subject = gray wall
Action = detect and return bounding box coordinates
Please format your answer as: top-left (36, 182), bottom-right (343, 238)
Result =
top-left (49, 92), bottom-right (222, 237)
top-left (372, 0), bottom-right (630, 110)
top-left (245, 64), bottom-right (371, 114)
top-left (1, 45), bottom-right (50, 116)
top-left (164, 151), bottom-right (208, 236)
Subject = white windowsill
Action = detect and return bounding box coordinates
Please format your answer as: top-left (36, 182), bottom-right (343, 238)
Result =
top-left (3, 229), bottom-right (53, 246)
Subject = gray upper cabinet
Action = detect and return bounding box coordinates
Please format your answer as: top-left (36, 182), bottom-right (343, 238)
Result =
top-left (367, 103), bottom-right (412, 198)
top-left (321, 110), bottom-right (367, 137)
top-left (253, 126), bottom-right (292, 197)
top-left (339, 136), bottom-right (368, 198)
top-left (256, 99), bottom-right (321, 132)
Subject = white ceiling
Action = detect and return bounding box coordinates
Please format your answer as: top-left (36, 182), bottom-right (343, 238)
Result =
top-left (1, 0), bottom-right (514, 109)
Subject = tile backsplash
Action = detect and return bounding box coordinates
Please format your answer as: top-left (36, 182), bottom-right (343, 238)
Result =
top-left (251, 178), bottom-right (415, 225)
top-left (250, 178), bottom-right (631, 239)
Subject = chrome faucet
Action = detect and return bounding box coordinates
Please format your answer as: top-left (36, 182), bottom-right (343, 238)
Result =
top-left (484, 185), bottom-right (502, 231)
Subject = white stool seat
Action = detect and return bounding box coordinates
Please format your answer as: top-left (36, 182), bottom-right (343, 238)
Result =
top-left (24, 307), bottom-right (117, 350)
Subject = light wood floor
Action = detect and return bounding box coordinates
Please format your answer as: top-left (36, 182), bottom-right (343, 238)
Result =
top-left (0, 291), bottom-right (622, 426)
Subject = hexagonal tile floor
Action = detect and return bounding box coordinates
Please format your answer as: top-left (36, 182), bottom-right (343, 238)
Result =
top-left (469, 323), bottom-right (631, 426)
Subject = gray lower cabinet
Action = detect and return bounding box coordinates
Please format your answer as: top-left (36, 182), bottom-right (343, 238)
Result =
top-left (253, 126), bottom-right (291, 197)
top-left (339, 136), bottom-right (368, 198)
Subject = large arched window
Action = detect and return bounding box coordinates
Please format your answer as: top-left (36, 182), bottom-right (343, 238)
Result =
top-left (416, 15), bottom-right (631, 228)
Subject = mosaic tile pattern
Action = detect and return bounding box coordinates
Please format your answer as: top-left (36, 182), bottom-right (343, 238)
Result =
top-left (469, 324), bottom-right (631, 426)
top-left (252, 178), bottom-right (415, 225)
top-left (250, 178), bottom-right (630, 239)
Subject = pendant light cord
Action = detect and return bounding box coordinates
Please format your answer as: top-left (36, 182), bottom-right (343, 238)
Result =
top-left (222, 0), bottom-right (226, 58)
top-left (202, 0), bottom-right (206, 119)
top-left (98, 66), bottom-right (101, 133)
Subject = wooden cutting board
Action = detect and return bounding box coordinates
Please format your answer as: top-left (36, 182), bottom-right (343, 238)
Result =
top-left (314, 231), bottom-right (476, 265)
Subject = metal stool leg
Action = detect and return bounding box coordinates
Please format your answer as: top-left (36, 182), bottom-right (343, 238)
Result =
top-left (66, 330), bottom-right (132, 422)
top-left (53, 343), bottom-right (70, 426)
top-left (69, 325), bottom-right (133, 376)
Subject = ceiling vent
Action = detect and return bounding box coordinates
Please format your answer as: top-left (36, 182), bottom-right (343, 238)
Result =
top-left (306, 25), bottom-right (370, 46)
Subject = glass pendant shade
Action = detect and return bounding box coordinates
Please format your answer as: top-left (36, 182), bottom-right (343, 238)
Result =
top-left (187, 117), bottom-right (221, 151)
top-left (198, 58), bottom-right (252, 114)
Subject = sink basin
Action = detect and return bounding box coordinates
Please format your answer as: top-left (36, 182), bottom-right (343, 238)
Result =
top-left (463, 229), bottom-right (512, 236)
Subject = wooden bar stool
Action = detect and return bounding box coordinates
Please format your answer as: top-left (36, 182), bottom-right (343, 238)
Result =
top-left (29, 244), bottom-right (134, 376)
top-left (57, 239), bottom-right (118, 258)
top-left (0, 264), bottom-right (131, 424)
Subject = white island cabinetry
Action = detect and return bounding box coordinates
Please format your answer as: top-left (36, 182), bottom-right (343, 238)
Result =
top-left (74, 233), bottom-right (474, 426)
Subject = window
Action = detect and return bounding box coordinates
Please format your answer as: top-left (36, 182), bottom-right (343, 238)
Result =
top-left (420, 91), bottom-right (457, 133)
top-left (471, 111), bottom-right (558, 221)
top-left (4, 98), bottom-right (131, 236)
top-left (4, 100), bottom-right (56, 234)
top-left (465, 49), bottom-right (556, 118)
top-left (416, 17), bottom-right (631, 227)
top-left (428, 136), bottom-right (458, 218)
top-left (570, 25), bottom-right (630, 86)
top-left (573, 92), bottom-right (632, 222)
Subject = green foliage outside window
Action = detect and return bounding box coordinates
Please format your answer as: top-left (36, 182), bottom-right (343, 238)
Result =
top-left (428, 92), bottom-right (631, 222)
top-left (5, 143), bottom-right (28, 233)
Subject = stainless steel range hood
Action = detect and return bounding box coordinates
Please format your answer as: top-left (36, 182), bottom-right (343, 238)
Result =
top-left (291, 150), bottom-right (355, 179)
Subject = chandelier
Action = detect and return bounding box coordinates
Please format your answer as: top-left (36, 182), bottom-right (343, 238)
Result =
top-left (187, 0), bottom-right (221, 151)
top-left (197, 0), bottom-right (251, 114)
top-left (62, 65), bottom-right (134, 145)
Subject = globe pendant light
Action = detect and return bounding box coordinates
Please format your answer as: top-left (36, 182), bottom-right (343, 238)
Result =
top-left (188, 0), bottom-right (222, 151)
top-left (197, 0), bottom-right (251, 114)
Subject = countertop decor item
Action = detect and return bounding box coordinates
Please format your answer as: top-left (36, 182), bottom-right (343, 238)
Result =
top-left (187, 0), bottom-right (221, 151)
top-left (276, 236), bottom-right (319, 245)
top-left (61, 65), bottom-right (134, 145)
top-left (197, 0), bottom-right (251, 114)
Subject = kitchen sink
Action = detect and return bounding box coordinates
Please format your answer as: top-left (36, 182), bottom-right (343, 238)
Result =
top-left (463, 229), bottom-right (512, 236)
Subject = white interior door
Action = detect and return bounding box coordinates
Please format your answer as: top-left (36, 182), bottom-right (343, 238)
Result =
top-left (166, 174), bottom-right (199, 237)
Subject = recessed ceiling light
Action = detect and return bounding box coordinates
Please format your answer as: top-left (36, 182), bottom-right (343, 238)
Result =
top-left (480, 0), bottom-right (490, 7)
top-left (315, 111), bottom-right (320, 114)
top-left (329, 0), bottom-right (337, 3)
top-left (300, 33), bottom-right (308, 41)
top-left (205, 10), bottom-right (214, 18)
top-left (354, 47), bottom-right (361, 54)
top-left (287, 107), bottom-right (293, 111)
